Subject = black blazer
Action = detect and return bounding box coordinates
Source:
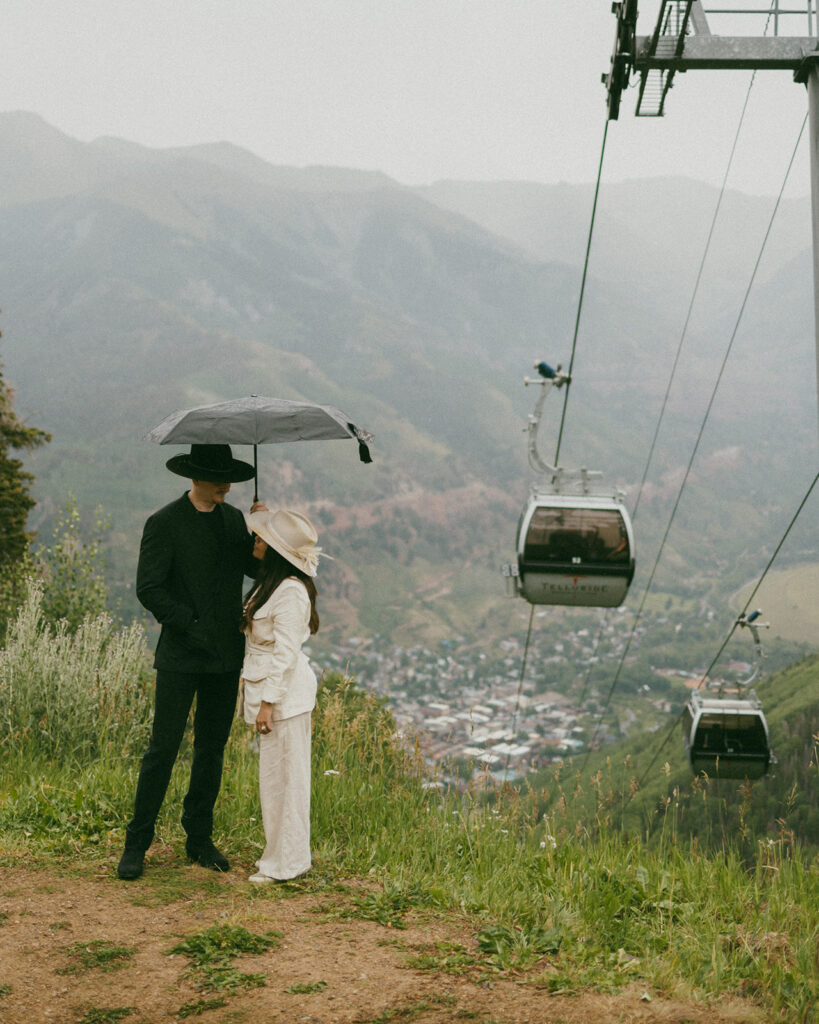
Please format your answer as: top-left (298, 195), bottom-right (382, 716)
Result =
top-left (136, 492), bottom-right (257, 674)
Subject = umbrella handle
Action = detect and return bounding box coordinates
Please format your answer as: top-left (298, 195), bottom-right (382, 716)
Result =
top-left (253, 443), bottom-right (258, 504)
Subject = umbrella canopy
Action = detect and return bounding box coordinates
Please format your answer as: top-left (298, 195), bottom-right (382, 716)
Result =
top-left (146, 396), bottom-right (373, 499)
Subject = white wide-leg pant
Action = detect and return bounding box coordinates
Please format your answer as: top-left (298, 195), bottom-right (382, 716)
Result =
top-left (256, 711), bottom-right (312, 880)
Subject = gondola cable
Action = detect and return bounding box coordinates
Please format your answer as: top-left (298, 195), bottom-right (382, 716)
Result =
top-left (631, 468), bottom-right (818, 797)
top-left (581, 110), bottom-right (809, 771)
top-left (504, 105), bottom-right (616, 775)
top-left (574, 616), bottom-right (607, 708)
top-left (504, 603), bottom-right (536, 779)
top-left (511, 9), bottom-right (800, 770)
top-left (631, 64), bottom-right (766, 520)
top-left (554, 119), bottom-right (610, 466)
top-left (509, 121), bottom-right (636, 614)
top-left (577, 45), bottom-right (773, 705)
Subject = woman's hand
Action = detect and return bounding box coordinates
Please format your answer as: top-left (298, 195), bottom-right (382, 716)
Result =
top-left (256, 701), bottom-right (274, 735)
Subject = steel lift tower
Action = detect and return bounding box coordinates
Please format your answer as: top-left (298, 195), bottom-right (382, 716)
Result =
top-left (604, 0), bottom-right (819, 431)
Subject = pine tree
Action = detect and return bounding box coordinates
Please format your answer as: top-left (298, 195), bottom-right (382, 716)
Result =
top-left (0, 329), bottom-right (51, 566)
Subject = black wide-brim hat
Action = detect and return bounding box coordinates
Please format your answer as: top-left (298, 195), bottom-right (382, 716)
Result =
top-left (165, 444), bottom-right (255, 483)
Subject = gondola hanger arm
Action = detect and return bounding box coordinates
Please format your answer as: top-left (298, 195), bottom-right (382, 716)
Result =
top-left (524, 361), bottom-right (570, 478)
top-left (725, 609), bottom-right (770, 692)
top-left (523, 361), bottom-right (607, 491)
top-left (737, 608), bottom-right (770, 660)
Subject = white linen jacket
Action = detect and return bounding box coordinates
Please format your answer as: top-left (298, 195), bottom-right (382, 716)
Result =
top-left (240, 578), bottom-right (317, 724)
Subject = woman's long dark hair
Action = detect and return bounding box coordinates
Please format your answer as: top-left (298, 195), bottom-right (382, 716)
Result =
top-left (242, 545), bottom-right (319, 635)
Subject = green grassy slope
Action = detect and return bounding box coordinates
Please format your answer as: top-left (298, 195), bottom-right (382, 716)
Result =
top-left (1, 592), bottom-right (816, 1022)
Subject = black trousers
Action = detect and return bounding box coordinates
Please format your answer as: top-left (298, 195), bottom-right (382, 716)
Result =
top-left (125, 669), bottom-right (239, 851)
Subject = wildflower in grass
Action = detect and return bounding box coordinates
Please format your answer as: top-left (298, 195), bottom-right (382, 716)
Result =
top-left (323, 769), bottom-right (340, 776)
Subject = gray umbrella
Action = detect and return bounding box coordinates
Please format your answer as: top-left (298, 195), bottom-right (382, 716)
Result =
top-left (146, 395), bottom-right (373, 499)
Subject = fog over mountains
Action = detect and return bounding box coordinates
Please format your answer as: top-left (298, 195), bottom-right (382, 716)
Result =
top-left (1, 112), bottom-right (816, 636)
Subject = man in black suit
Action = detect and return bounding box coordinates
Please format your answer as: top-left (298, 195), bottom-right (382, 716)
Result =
top-left (117, 444), bottom-right (262, 880)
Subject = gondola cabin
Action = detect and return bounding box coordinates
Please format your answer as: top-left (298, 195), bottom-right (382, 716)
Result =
top-left (682, 690), bottom-right (772, 780)
top-left (515, 494), bottom-right (635, 607)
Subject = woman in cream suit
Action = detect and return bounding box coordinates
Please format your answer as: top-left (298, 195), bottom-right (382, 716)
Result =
top-left (241, 508), bottom-right (323, 883)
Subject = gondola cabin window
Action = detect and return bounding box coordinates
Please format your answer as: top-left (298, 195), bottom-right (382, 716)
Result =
top-left (523, 507), bottom-right (630, 565)
top-left (691, 712), bottom-right (768, 755)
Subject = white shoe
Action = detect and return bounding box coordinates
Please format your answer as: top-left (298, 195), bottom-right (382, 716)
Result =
top-left (248, 872), bottom-right (274, 884)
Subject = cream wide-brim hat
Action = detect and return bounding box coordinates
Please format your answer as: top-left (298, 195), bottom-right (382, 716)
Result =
top-left (245, 508), bottom-right (322, 577)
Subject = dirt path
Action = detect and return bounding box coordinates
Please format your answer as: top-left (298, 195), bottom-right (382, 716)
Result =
top-left (0, 856), bottom-right (768, 1024)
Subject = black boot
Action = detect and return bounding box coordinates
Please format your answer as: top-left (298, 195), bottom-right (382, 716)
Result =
top-left (117, 846), bottom-right (145, 880)
top-left (186, 839), bottom-right (230, 872)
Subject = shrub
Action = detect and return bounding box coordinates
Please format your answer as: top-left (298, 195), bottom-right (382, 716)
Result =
top-left (0, 578), bottom-right (153, 764)
top-left (36, 494), bottom-right (109, 631)
top-left (0, 553), bottom-right (35, 642)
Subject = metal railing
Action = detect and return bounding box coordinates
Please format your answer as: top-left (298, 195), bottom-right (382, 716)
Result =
top-left (705, 1), bottom-right (816, 36)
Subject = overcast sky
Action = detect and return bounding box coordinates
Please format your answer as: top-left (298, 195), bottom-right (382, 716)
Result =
top-left (2, 1), bottom-right (815, 196)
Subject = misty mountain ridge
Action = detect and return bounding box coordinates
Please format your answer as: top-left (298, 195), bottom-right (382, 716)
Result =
top-left (0, 111), bottom-right (399, 204)
top-left (0, 111), bottom-right (815, 639)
